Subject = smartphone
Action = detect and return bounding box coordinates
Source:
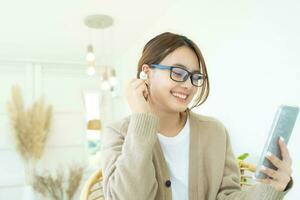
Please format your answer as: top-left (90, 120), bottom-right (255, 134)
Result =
top-left (255, 105), bottom-right (299, 179)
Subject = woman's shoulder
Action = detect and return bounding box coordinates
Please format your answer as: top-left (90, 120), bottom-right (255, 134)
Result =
top-left (189, 110), bottom-right (230, 145)
top-left (189, 109), bottom-right (226, 129)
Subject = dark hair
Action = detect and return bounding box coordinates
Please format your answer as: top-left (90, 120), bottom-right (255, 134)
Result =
top-left (137, 32), bottom-right (210, 109)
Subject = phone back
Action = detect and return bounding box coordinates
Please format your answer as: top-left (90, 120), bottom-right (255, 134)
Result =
top-left (255, 105), bottom-right (299, 179)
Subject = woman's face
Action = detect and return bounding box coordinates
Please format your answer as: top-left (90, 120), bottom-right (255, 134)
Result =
top-left (146, 46), bottom-right (199, 113)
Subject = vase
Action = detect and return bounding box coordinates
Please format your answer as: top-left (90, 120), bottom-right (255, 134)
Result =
top-left (22, 184), bottom-right (36, 200)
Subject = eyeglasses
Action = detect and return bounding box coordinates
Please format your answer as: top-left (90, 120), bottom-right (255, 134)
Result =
top-left (150, 64), bottom-right (205, 87)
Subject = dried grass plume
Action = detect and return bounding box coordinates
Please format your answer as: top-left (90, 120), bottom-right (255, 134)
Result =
top-left (7, 85), bottom-right (52, 162)
top-left (32, 165), bottom-right (85, 200)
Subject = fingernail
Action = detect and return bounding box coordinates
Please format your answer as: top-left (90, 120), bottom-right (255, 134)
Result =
top-left (261, 166), bottom-right (267, 170)
top-left (266, 151), bottom-right (272, 157)
top-left (280, 137), bottom-right (285, 142)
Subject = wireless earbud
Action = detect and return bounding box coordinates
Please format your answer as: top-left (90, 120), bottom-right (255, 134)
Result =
top-left (139, 71), bottom-right (148, 80)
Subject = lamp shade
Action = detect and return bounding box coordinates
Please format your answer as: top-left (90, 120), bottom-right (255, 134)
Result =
top-left (87, 119), bottom-right (102, 130)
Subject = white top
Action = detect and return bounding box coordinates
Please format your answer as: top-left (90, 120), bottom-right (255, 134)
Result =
top-left (157, 116), bottom-right (190, 200)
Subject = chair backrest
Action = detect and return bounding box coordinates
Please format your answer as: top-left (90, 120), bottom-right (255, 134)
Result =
top-left (80, 169), bottom-right (104, 200)
top-left (238, 160), bottom-right (256, 187)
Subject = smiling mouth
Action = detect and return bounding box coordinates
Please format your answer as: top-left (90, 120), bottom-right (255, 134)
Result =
top-left (170, 91), bottom-right (188, 100)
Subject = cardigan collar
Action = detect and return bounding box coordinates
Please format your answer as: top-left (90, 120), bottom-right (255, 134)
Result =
top-left (152, 108), bottom-right (205, 200)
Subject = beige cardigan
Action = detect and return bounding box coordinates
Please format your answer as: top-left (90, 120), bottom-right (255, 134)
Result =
top-left (101, 109), bottom-right (292, 200)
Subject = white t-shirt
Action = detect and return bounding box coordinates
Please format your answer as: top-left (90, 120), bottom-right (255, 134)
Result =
top-left (157, 116), bottom-right (190, 200)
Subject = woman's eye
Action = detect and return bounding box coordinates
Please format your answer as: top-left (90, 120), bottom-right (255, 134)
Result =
top-left (173, 72), bottom-right (182, 76)
top-left (193, 74), bottom-right (203, 80)
top-left (172, 70), bottom-right (184, 77)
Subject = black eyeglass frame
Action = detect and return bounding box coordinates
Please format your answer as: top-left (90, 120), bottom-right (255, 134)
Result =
top-left (150, 64), bottom-right (205, 87)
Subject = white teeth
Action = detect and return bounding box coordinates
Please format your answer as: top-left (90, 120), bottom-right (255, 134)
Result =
top-left (171, 92), bottom-right (187, 100)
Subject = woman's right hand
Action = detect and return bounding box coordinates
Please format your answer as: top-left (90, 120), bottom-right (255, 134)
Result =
top-left (126, 78), bottom-right (151, 114)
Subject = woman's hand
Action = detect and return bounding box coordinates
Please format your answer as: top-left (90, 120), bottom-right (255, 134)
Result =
top-left (255, 137), bottom-right (293, 192)
top-left (126, 78), bottom-right (151, 114)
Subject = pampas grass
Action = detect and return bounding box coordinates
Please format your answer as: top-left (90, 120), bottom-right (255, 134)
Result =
top-left (32, 168), bottom-right (64, 200)
top-left (32, 165), bottom-right (85, 200)
top-left (7, 85), bottom-right (84, 199)
top-left (66, 165), bottom-right (84, 200)
top-left (7, 85), bottom-right (52, 162)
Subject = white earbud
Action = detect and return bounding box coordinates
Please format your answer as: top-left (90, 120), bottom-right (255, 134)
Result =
top-left (139, 71), bottom-right (148, 80)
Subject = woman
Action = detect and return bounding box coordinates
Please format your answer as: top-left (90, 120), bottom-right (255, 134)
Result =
top-left (101, 32), bottom-right (293, 200)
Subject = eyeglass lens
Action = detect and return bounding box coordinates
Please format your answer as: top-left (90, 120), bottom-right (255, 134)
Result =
top-left (171, 67), bottom-right (203, 86)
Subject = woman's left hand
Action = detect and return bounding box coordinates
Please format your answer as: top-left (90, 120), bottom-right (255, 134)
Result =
top-left (255, 137), bottom-right (293, 192)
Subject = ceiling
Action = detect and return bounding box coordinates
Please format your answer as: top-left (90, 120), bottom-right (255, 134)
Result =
top-left (0, 0), bottom-right (179, 64)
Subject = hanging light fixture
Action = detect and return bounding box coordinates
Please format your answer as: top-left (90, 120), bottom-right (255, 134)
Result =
top-left (83, 14), bottom-right (118, 91)
top-left (108, 68), bottom-right (118, 86)
top-left (87, 62), bottom-right (96, 76)
top-left (84, 14), bottom-right (113, 76)
top-left (86, 44), bottom-right (96, 62)
top-left (100, 66), bottom-right (111, 91)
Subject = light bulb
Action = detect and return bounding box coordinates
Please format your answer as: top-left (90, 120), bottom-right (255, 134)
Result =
top-left (86, 52), bottom-right (96, 62)
top-left (101, 81), bottom-right (111, 90)
top-left (87, 66), bottom-right (96, 76)
top-left (86, 44), bottom-right (96, 62)
top-left (109, 76), bottom-right (118, 86)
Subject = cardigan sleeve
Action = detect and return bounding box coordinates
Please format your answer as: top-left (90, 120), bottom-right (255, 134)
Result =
top-left (216, 128), bottom-right (293, 200)
top-left (101, 113), bottom-right (159, 200)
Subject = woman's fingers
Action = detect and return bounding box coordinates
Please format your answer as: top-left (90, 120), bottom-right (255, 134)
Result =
top-left (265, 152), bottom-right (283, 169)
top-left (254, 137), bottom-right (293, 192)
top-left (260, 165), bottom-right (279, 180)
top-left (126, 78), bottom-right (136, 90)
top-left (130, 78), bottom-right (146, 89)
top-left (126, 78), bottom-right (151, 114)
top-left (126, 79), bottom-right (147, 98)
top-left (136, 81), bottom-right (147, 92)
top-left (278, 137), bottom-right (292, 165)
top-left (137, 82), bottom-right (149, 98)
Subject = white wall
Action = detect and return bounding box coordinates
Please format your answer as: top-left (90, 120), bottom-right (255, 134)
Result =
top-left (0, 61), bottom-right (110, 199)
top-left (114, 0), bottom-right (300, 199)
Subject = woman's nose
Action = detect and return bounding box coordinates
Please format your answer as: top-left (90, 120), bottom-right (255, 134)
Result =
top-left (180, 76), bottom-right (193, 89)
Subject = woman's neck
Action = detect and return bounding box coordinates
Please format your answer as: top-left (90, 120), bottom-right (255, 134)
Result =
top-left (156, 110), bottom-right (188, 137)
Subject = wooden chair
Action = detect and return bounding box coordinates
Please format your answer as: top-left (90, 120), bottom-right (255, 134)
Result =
top-left (80, 169), bottom-right (104, 200)
top-left (238, 160), bottom-right (256, 187)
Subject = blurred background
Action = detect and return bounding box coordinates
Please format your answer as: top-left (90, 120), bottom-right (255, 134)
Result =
top-left (0, 0), bottom-right (299, 199)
